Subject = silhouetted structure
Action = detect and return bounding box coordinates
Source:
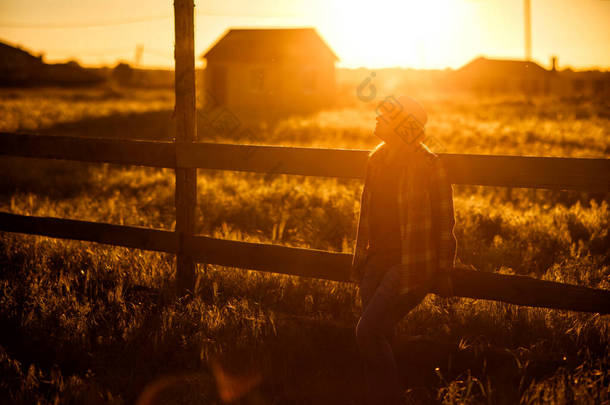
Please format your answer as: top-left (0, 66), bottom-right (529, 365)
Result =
top-left (0, 40), bottom-right (104, 86)
top-left (551, 68), bottom-right (610, 98)
top-left (109, 62), bottom-right (175, 88)
top-left (452, 56), bottom-right (610, 98)
top-left (0, 41), bottom-right (44, 84)
top-left (453, 56), bottom-right (550, 94)
top-left (201, 28), bottom-right (338, 115)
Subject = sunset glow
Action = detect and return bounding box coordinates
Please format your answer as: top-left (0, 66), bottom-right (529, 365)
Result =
top-left (0, 0), bottom-right (609, 69)
top-left (320, 0), bottom-right (462, 68)
top-left (1, 0), bottom-right (609, 402)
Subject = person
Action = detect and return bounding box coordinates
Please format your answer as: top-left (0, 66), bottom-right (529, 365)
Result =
top-left (351, 95), bottom-right (457, 404)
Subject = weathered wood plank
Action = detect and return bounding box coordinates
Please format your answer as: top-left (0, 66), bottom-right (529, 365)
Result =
top-left (178, 142), bottom-right (610, 191)
top-left (441, 153), bottom-right (610, 191)
top-left (0, 132), bottom-right (174, 168)
top-left (184, 235), bottom-right (610, 314)
top-left (2, 212), bottom-right (608, 313)
top-left (184, 235), bottom-right (349, 281)
top-left (2, 133), bottom-right (609, 191)
top-left (173, 0), bottom-right (198, 295)
top-left (448, 266), bottom-right (610, 314)
top-left (176, 142), bottom-right (369, 179)
top-left (0, 212), bottom-right (178, 253)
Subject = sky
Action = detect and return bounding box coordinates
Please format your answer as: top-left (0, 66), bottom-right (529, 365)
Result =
top-left (0, 0), bottom-right (608, 70)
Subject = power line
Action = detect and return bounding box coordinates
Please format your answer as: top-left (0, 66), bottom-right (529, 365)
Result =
top-left (0, 14), bottom-right (171, 29)
top-left (41, 47), bottom-right (175, 61)
top-left (196, 9), bottom-right (300, 18)
top-left (42, 47), bottom-right (135, 55)
top-left (0, 9), bottom-right (301, 29)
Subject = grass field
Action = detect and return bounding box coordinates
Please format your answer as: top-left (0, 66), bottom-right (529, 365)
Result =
top-left (0, 86), bottom-right (609, 404)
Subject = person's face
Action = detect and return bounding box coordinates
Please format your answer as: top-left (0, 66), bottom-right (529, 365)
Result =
top-left (374, 113), bottom-right (405, 149)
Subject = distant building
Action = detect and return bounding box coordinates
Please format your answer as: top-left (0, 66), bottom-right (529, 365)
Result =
top-left (452, 56), bottom-right (610, 98)
top-left (0, 40), bottom-right (104, 86)
top-left (0, 41), bottom-right (44, 85)
top-left (109, 62), bottom-right (175, 88)
top-left (551, 69), bottom-right (610, 99)
top-left (200, 28), bottom-right (338, 115)
top-left (453, 56), bottom-right (550, 95)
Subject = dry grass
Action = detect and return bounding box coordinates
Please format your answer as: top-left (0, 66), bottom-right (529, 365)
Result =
top-left (0, 87), bottom-right (609, 404)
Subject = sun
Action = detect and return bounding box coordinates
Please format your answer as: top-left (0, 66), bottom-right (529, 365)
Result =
top-left (321, 0), bottom-right (462, 68)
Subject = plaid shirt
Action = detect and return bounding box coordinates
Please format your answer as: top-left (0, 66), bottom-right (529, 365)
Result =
top-left (351, 141), bottom-right (457, 294)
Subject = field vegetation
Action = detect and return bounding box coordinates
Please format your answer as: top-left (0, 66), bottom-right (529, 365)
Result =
top-left (0, 85), bottom-right (609, 404)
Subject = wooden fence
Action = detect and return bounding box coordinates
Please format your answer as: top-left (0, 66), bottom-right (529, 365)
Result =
top-left (1, 131), bottom-right (610, 313)
top-left (1, 0), bottom-right (609, 314)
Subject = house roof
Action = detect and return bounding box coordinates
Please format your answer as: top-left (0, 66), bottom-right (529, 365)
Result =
top-left (0, 39), bottom-right (103, 85)
top-left (201, 27), bottom-right (339, 63)
top-left (457, 56), bottom-right (548, 76)
top-left (0, 40), bottom-right (42, 63)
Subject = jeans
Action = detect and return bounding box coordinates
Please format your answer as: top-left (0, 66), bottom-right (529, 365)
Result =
top-left (355, 252), bottom-right (428, 405)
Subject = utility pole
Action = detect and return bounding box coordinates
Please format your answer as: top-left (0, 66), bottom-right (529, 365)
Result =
top-left (134, 44), bottom-right (144, 67)
top-left (524, 0), bottom-right (532, 61)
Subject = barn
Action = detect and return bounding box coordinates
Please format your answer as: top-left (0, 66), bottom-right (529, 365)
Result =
top-left (452, 56), bottom-right (610, 98)
top-left (200, 28), bottom-right (338, 115)
top-left (0, 40), bottom-right (104, 87)
top-left (453, 56), bottom-right (550, 95)
top-left (0, 41), bottom-right (45, 85)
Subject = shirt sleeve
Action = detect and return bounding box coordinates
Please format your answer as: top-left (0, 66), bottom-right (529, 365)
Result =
top-left (350, 158), bottom-right (373, 283)
top-left (431, 158), bottom-right (457, 272)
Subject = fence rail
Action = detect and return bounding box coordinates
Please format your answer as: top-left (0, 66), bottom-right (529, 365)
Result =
top-left (1, 211), bottom-right (609, 314)
top-left (0, 132), bottom-right (175, 168)
top-left (2, 132), bottom-right (610, 190)
top-left (0, 212), bottom-right (177, 253)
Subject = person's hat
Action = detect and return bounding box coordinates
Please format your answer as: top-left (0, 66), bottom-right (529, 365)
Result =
top-left (378, 95), bottom-right (427, 127)
top-left (396, 95), bottom-right (427, 126)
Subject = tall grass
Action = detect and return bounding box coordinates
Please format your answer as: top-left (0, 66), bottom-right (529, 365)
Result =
top-left (0, 88), bottom-right (609, 404)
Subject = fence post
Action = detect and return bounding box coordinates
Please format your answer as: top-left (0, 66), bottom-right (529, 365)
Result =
top-left (174, 0), bottom-right (197, 296)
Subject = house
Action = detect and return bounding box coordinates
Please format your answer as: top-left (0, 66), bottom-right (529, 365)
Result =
top-left (451, 56), bottom-right (610, 98)
top-left (0, 41), bottom-right (45, 85)
top-left (551, 69), bottom-right (610, 99)
top-left (452, 56), bottom-right (551, 95)
top-left (200, 28), bottom-right (338, 115)
top-left (0, 40), bottom-right (104, 86)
